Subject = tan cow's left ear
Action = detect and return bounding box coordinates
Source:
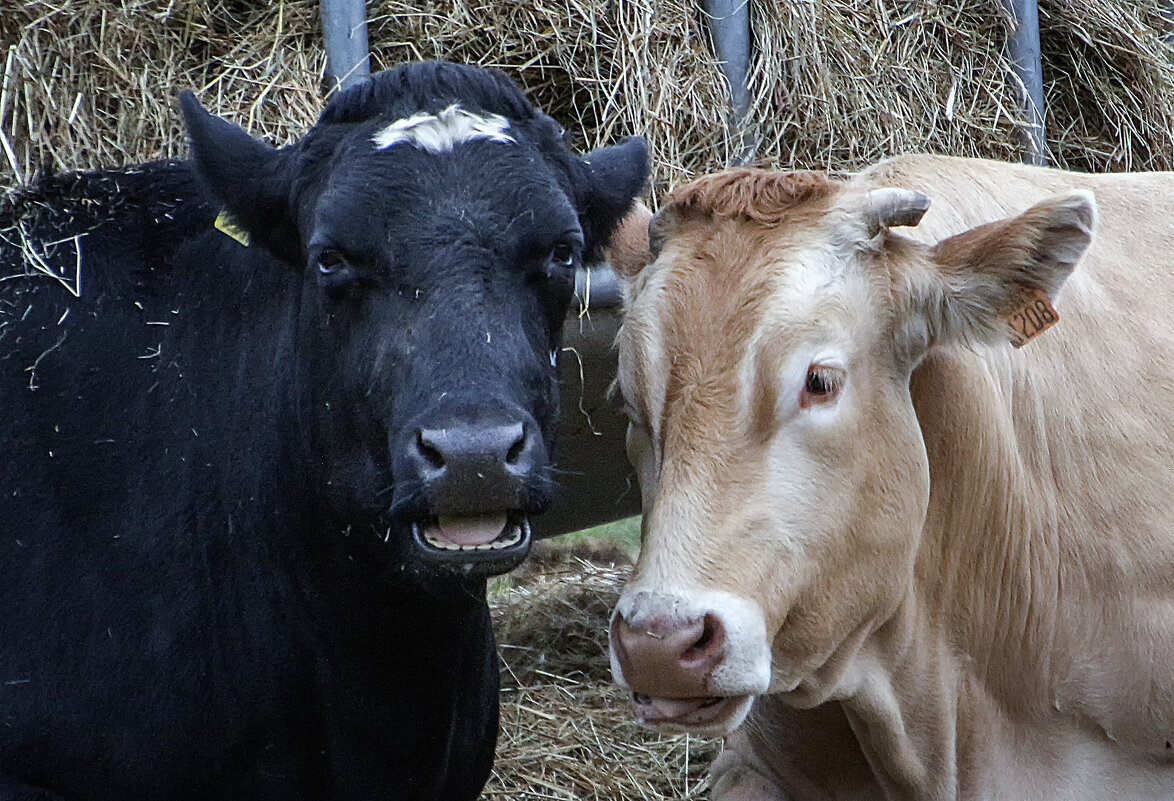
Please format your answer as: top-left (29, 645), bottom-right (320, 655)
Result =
top-left (603, 201), bottom-right (653, 280)
top-left (602, 201), bottom-right (654, 310)
top-left (901, 190), bottom-right (1096, 354)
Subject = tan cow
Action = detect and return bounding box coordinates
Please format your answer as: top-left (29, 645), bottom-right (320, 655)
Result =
top-left (608, 155), bottom-right (1174, 799)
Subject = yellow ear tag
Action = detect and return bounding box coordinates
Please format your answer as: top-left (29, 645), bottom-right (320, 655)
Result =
top-left (1003, 287), bottom-right (1059, 348)
top-left (214, 209), bottom-right (251, 247)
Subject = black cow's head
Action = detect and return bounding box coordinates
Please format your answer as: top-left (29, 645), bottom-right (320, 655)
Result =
top-left (180, 61), bottom-right (648, 577)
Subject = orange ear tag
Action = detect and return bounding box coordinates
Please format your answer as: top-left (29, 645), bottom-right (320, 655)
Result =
top-left (1003, 287), bottom-right (1059, 348)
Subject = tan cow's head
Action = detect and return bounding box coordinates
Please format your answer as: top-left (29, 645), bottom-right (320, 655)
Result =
top-left (608, 167), bottom-right (1095, 734)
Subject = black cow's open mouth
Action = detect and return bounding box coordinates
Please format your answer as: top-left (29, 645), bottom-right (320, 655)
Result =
top-left (411, 510), bottom-right (532, 576)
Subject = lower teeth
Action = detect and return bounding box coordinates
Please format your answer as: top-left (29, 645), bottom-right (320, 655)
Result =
top-left (422, 525), bottom-right (522, 552)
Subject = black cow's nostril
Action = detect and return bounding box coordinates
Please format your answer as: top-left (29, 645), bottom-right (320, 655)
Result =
top-left (505, 424), bottom-right (527, 465)
top-left (416, 430), bottom-right (446, 472)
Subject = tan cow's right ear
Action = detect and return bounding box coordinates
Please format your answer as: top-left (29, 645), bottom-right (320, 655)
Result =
top-left (603, 201), bottom-right (654, 283)
top-left (898, 191), bottom-right (1096, 356)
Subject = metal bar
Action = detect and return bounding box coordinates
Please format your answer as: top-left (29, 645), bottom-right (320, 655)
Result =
top-left (703, 0), bottom-right (756, 164)
top-left (1002, 0), bottom-right (1047, 166)
top-left (321, 0), bottom-right (370, 92)
top-left (573, 266), bottom-right (623, 311)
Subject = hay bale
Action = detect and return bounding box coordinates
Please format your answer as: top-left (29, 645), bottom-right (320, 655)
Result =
top-left (750, 0), bottom-right (1021, 169)
top-left (0, 1), bottom-right (324, 183)
top-left (748, 0), bottom-right (1174, 174)
top-left (6, 0), bottom-right (1172, 200)
top-left (0, 0), bottom-right (729, 193)
top-left (488, 546), bottom-right (720, 800)
top-left (1039, 0), bottom-right (1174, 172)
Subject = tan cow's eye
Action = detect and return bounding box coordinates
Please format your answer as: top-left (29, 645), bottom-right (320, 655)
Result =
top-left (801, 365), bottom-right (843, 407)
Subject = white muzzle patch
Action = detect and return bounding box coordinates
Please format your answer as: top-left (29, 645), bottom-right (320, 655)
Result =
top-left (371, 104), bottom-right (516, 154)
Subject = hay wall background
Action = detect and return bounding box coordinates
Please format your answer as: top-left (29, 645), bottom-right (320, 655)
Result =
top-left (3, 1), bottom-right (1174, 196)
top-left (748, 0), bottom-right (1174, 174)
top-left (0, 0), bottom-right (729, 192)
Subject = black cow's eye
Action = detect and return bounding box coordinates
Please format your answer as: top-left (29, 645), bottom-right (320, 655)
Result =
top-left (550, 242), bottom-right (576, 269)
top-left (317, 250), bottom-right (345, 275)
top-left (314, 249), bottom-right (360, 300)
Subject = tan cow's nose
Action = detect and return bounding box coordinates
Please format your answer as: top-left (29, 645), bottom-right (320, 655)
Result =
top-left (611, 611), bottom-right (725, 697)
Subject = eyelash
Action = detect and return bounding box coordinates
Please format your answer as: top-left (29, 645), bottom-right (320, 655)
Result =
top-left (801, 365), bottom-right (843, 407)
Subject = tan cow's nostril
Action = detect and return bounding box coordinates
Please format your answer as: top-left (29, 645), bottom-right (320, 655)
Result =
top-left (679, 613), bottom-right (725, 668)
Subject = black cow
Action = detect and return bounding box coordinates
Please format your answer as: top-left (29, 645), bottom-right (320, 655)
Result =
top-left (0, 61), bottom-right (647, 800)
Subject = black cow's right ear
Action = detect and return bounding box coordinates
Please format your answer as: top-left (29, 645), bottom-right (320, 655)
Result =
top-left (179, 91), bottom-right (300, 262)
top-left (577, 136), bottom-right (650, 264)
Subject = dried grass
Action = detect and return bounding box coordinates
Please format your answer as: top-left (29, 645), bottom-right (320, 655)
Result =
top-left (0, 0), bottom-right (728, 194)
top-left (5, 0), bottom-right (1170, 199)
top-left (0, 1), bottom-right (324, 184)
top-left (748, 0), bottom-right (1174, 174)
top-left (487, 545), bottom-right (720, 800)
top-left (750, 0), bottom-right (1021, 170)
top-left (1038, 1), bottom-right (1174, 172)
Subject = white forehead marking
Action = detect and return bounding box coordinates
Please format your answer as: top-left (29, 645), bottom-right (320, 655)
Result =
top-left (371, 104), bottom-right (516, 153)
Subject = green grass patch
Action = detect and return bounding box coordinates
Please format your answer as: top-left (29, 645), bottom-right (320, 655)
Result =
top-left (552, 515), bottom-right (641, 557)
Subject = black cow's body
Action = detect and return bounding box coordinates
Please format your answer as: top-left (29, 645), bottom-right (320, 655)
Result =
top-left (0, 62), bottom-right (646, 800)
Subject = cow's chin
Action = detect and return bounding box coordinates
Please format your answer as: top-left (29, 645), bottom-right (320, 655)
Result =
top-left (630, 693), bottom-right (754, 736)
top-left (410, 511), bottom-right (532, 577)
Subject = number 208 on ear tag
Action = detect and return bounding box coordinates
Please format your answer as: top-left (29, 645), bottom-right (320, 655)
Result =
top-left (1003, 287), bottom-right (1059, 348)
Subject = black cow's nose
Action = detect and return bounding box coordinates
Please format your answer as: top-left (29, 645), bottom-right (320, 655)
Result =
top-left (413, 421), bottom-right (532, 478)
top-left (395, 410), bottom-right (548, 517)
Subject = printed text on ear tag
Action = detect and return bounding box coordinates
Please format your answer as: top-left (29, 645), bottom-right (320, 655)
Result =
top-left (1004, 287), bottom-right (1058, 348)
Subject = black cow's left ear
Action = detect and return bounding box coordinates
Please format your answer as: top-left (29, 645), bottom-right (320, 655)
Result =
top-left (577, 137), bottom-right (650, 262)
top-left (179, 91), bottom-right (300, 263)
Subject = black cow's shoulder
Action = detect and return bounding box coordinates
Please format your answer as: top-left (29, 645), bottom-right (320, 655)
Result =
top-left (2, 161), bottom-right (209, 248)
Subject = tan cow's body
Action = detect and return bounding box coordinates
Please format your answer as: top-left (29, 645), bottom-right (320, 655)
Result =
top-left (609, 155), bottom-right (1174, 799)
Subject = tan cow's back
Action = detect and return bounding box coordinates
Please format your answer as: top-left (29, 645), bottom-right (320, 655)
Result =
top-left (611, 154), bottom-right (1174, 799)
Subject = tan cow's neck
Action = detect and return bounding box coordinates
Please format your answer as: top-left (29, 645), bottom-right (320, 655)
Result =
top-left (840, 271), bottom-right (1174, 796)
top-left (913, 346), bottom-right (1063, 694)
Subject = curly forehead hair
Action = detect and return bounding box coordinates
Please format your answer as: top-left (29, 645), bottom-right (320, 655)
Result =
top-left (664, 167), bottom-right (840, 226)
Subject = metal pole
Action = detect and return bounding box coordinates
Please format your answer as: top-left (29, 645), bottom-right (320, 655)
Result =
top-left (703, 0), bottom-right (756, 165)
top-left (1002, 0), bottom-right (1047, 166)
top-left (321, 0), bottom-right (370, 92)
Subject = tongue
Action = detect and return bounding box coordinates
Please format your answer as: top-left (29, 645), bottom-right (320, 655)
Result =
top-left (638, 697), bottom-right (711, 721)
top-left (435, 513), bottom-right (509, 547)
